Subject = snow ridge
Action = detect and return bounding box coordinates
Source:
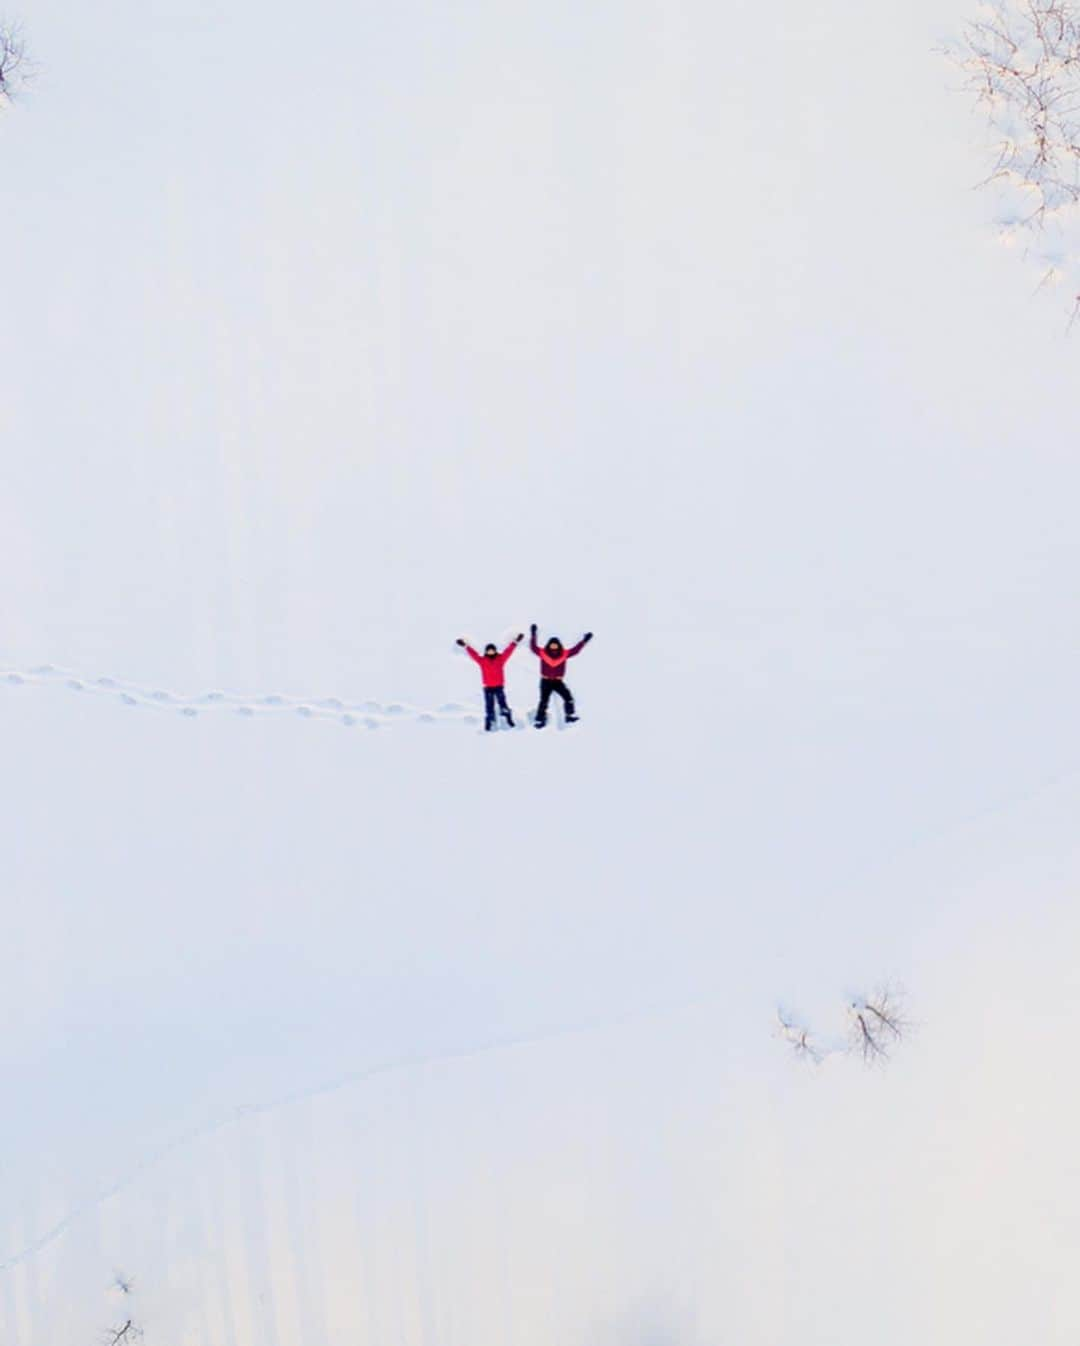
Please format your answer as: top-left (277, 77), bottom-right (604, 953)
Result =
top-left (0, 998), bottom-right (696, 1277)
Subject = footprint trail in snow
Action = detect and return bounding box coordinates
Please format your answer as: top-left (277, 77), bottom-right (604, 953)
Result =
top-left (0, 664), bottom-right (505, 731)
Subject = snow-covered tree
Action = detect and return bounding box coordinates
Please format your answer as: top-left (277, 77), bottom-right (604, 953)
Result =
top-left (102, 1273), bottom-right (143, 1345)
top-left (949, 0), bottom-right (1080, 324)
top-left (847, 985), bottom-right (908, 1064)
top-left (0, 19), bottom-right (31, 106)
top-left (777, 984), bottom-right (909, 1068)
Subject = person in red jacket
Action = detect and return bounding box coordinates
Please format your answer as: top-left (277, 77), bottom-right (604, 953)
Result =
top-left (456, 633), bottom-right (524, 730)
top-left (529, 624), bottom-right (593, 728)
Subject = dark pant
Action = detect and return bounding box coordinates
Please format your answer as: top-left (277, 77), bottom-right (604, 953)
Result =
top-left (536, 678), bottom-right (575, 724)
top-left (483, 686), bottom-right (513, 730)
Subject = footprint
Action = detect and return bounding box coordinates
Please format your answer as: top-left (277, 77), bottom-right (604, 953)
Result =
top-left (439, 702), bottom-right (466, 713)
top-left (360, 701), bottom-right (383, 713)
top-left (320, 697), bottom-right (344, 710)
top-left (180, 707), bottom-right (198, 718)
top-left (205, 691), bottom-right (225, 702)
top-left (386, 704), bottom-right (408, 716)
top-left (67, 679), bottom-right (84, 691)
top-left (235, 706), bottom-right (255, 718)
top-left (463, 714), bottom-right (480, 726)
top-left (364, 717), bottom-right (381, 730)
top-left (417, 712), bottom-right (435, 724)
top-left (97, 677), bottom-right (117, 688)
top-left (151, 691), bottom-right (172, 702)
top-left (261, 695), bottom-right (285, 707)
top-left (296, 706), bottom-right (313, 718)
top-left (342, 714), bottom-right (356, 727)
top-left (32, 665), bottom-right (56, 675)
top-left (121, 694), bottom-right (137, 706)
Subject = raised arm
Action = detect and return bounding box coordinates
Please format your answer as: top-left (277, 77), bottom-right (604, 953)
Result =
top-left (565, 632), bottom-right (594, 659)
top-left (502, 633), bottom-right (525, 661)
top-left (529, 624), bottom-right (541, 656)
top-left (457, 638), bottom-right (483, 665)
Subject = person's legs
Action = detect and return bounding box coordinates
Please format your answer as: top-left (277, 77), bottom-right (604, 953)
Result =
top-left (535, 679), bottom-right (555, 726)
top-left (495, 687), bottom-right (514, 726)
top-left (550, 680), bottom-right (577, 721)
top-left (483, 687), bottom-right (497, 731)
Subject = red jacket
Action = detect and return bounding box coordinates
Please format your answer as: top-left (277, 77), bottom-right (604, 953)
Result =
top-left (465, 642), bottom-right (518, 688)
top-left (530, 633), bottom-right (587, 681)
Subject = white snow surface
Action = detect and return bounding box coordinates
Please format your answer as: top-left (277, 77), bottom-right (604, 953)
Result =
top-left (4, 0), bottom-right (1080, 1341)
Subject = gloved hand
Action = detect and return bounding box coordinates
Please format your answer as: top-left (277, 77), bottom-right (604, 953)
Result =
top-left (530, 623), bottom-right (537, 635)
top-left (515, 632), bottom-right (524, 642)
top-left (455, 638), bottom-right (466, 647)
top-left (583, 631), bottom-right (594, 642)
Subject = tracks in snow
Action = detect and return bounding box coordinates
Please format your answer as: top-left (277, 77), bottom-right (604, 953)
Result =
top-left (0, 664), bottom-right (493, 731)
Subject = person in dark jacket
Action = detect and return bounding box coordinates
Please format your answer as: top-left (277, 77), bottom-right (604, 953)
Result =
top-left (529, 624), bottom-right (593, 727)
top-left (456, 634), bottom-right (523, 730)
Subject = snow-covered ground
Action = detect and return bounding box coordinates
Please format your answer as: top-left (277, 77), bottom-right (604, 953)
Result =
top-left (4, 0), bottom-right (1080, 1341)
top-left (4, 673), bottom-right (1080, 1345)
top-left (3, 670), bottom-right (1080, 1343)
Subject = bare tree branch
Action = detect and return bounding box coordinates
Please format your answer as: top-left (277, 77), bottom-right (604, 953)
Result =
top-left (0, 18), bottom-right (32, 105)
top-left (775, 1007), bottom-right (826, 1064)
top-left (847, 983), bottom-right (909, 1065)
top-left (104, 1321), bottom-right (143, 1346)
top-left (776, 984), bottom-right (910, 1069)
top-left (102, 1273), bottom-right (142, 1345)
